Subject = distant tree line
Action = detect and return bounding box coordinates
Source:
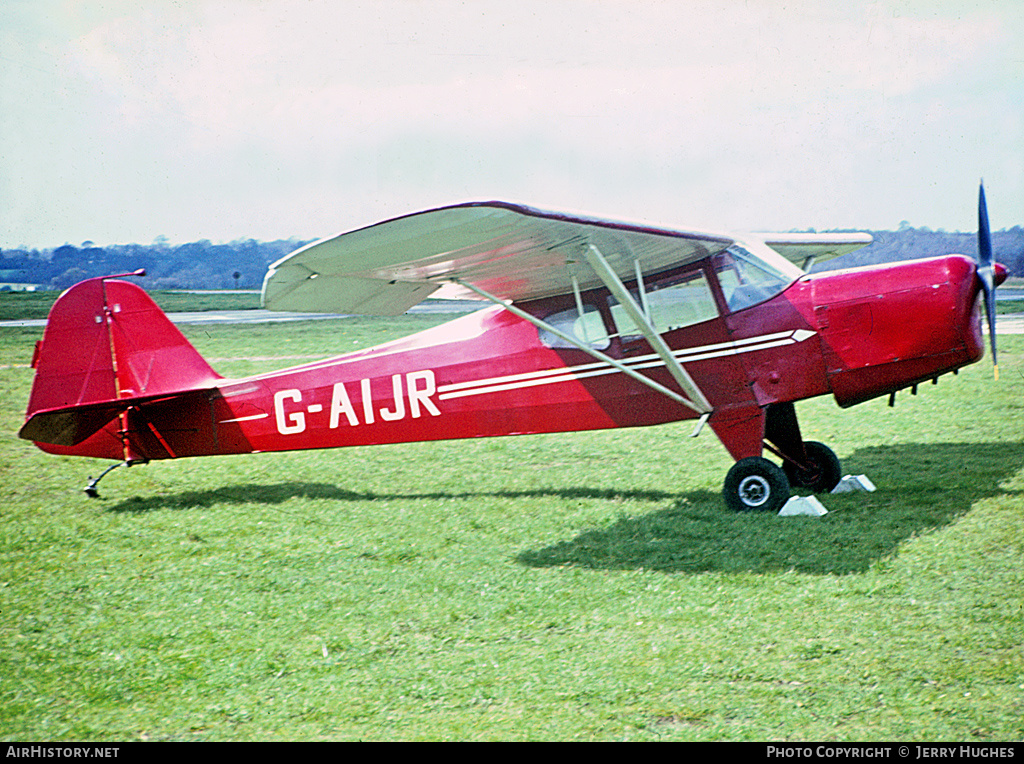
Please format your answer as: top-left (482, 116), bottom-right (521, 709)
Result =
top-left (810, 225), bottom-right (1024, 275)
top-left (0, 227), bottom-right (1021, 292)
top-left (0, 238), bottom-right (311, 291)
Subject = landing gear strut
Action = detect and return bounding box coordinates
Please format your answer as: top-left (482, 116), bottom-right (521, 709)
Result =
top-left (721, 402), bottom-right (842, 513)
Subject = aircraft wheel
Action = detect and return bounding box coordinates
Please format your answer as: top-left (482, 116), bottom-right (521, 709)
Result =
top-left (723, 457), bottom-right (791, 513)
top-left (783, 441), bottom-right (842, 494)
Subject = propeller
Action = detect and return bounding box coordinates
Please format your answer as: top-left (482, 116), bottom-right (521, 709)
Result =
top-left (977, 181), bottom-right (999, 380)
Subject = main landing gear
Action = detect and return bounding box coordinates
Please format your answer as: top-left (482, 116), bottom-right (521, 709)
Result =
top-left (721, 402), bottom-right (842, 513)
top-left (723, 457), bottom-right (791, 513)
top-left (781, 440), bottom-right (842, 494)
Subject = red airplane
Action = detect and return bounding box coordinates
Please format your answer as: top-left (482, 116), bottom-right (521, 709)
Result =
top-left (20, 187), bottom-right (1007, 510)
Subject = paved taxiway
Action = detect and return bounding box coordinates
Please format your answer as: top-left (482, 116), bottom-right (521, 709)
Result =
top-left (0, 299), bottom-right (484, 329)
top-left (2, 298), bottom-right (1022, 332)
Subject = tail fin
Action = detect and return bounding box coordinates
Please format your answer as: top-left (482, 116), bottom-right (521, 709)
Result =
top-left (21, 275), bottom-right (221, 451)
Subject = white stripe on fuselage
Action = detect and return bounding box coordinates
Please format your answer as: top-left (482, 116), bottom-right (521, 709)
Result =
top-left (436, 329), bottom-right (816, 401)
top-left (218, 328), bottom-right (816, 430)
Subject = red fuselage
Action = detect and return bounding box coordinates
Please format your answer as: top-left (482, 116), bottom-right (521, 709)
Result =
top-left (31, 253), bottom-right (989, 466)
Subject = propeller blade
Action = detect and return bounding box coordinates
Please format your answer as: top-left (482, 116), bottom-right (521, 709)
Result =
top-left (977, 182), bottom-right (998, 379)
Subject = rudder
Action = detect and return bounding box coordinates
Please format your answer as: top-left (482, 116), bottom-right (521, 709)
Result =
top-left (22, 275), bottom-right (222, 451)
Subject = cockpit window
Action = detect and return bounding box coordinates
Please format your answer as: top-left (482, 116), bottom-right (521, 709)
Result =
top-left (715, 244), bottom-right (795, 312)
top-left (608, 269), bottom-right (718, 339)
top-left (538, 305), bottom-right (611, 350)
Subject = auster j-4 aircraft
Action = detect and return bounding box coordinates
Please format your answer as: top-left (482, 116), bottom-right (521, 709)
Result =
top-left (20, 187), bottom-right (1007, 511)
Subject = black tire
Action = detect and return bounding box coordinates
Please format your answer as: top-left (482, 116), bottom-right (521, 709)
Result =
top-left (723, 457), bottom-right (791, 513)
top-left (783, 441), bottom-right (842, 494)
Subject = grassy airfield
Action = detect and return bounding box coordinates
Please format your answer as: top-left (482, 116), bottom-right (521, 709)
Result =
top-left (0, 303), bottom-right (1021, 741)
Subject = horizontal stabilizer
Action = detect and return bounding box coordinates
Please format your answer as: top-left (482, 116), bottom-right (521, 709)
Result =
top-left (20, 393), bottom-right (185, 447)
top-left (757, 232), bottom-right (873, 268)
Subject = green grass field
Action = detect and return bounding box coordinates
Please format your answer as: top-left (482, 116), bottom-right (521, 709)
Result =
top-left (1, 308), bottom-right (1021, 741)
top-left (0, 290), bottom-right (261, 321)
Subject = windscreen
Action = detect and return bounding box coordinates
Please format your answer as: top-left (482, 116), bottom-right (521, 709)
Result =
top-left (714, 244), bottom-right (797, 312)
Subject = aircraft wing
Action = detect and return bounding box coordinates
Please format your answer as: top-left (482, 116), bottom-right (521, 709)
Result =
top-left (262, 202), bottom-right (736, 315)
top-left (758, 232), bottom-right (873, 269)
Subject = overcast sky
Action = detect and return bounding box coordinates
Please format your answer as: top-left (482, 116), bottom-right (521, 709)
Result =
top-left (1, 0), bottom-right (1021, 248)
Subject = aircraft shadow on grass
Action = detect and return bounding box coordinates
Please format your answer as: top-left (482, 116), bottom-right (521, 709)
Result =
top-left (107, 441), bottom-right (1023, 576)
top-left (518, 441), bottom-right (1024, 575)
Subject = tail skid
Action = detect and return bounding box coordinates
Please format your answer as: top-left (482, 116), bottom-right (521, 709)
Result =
top-left (20, 274), bottom-right (222, 461)
top-left (83, 461), bottom-right (127, 498)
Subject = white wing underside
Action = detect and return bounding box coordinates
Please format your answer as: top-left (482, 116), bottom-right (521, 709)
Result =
top-left (262, 201), bottom-right (871, 316)
top-left (756, 232), bottom-right (874, 269)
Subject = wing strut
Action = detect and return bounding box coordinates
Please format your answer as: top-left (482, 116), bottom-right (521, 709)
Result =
top-left (452, 279), bottom-right (706, 414)
top-left (581, 244), bottom-right (713, 415)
